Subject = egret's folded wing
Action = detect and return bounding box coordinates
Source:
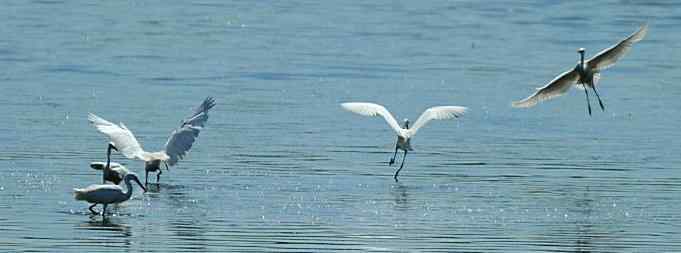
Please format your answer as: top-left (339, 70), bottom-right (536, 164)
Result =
top-left (587, 24), bottom-right (648, 71)
top-left (74, 185), bottom-right (124, 202)
top-left (90, 162), bottom-right (123, 170)
top-left (407, 106), bottom-right (467, 138)
top-left (88, 113), bottom-right (146, 160)
top-left (341, 102), bottom-right (403, 135)
top-left (512, 69), bottom-right (579, 108)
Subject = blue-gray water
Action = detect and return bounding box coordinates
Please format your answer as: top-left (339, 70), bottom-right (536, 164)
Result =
top-left (1, 0), bottom-right (680, 252)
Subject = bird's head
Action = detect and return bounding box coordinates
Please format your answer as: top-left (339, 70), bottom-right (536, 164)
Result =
top-left (577, 48), bottom-right (585, 54)
top-left (403, 119), bottom-right (410, 129)
top-left (107, 142), bottom-right (118, 152)
top-left (125, 173), bottom-right (147, 192)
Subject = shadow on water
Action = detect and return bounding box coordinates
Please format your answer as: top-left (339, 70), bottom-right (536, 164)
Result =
top-left (76, 217), bottom-right (132, 236)
top-left (144, 183), bottom-right (187, 194)
top-left (572, 187), bottom-right (596, 253)
top-left (72, 217), bottom-right (134, 251)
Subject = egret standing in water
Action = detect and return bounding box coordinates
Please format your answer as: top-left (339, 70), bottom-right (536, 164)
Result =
top-left (90, 143), bottom-right (129, 185)
top-left (512, 24), bottom-right (648, 115)
top-left (74, 172), bottom-right (146, 218)
top-left (341, 102), bottom-right (467, 182)
top-left (88, 97), bottom-right (215, 184)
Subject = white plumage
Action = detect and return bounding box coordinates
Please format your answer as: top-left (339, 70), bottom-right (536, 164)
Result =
top-left (89, 97), bottom-right (215, 184)
top-left (513, 24), bottom-right (648, 113)
top-left (90, 161), bottom-right (129, 185)
top-left (341, 102), bottom-right (467, 181)
top-left (341, 102), bottom-right (466, 139)
top-left (74, 173), bottom-right (146, 217)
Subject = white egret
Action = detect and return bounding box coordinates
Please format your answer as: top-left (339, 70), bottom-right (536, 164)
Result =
top-left (341, 102), bottom-right (467, 182)
top-left (74, 172), bottom-right (146, 217)
top-left (88, 143), bottom-right (130, 185)
top-left (88, 97), bottom-right (215, 184)
top-left (512, 24), bottom-right (648, 115)
top-left (90, 161), bottom-right (129, 186)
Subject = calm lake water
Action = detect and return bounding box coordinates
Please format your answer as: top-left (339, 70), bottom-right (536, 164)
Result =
top-left (1, 0), bottom-right (680, 252)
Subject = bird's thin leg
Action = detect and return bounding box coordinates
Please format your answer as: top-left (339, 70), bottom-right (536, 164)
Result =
top-left (393, 150), bottom-right (408, 182)
top-left (583, 84), bottom-right (592, 116)
top-left (389, 146), bottom-right (398, 166)
top-left (591, 85), bottom-right (605, 111)
top-left (102, 204), bottom-right (108, 218)
top-left (89, 204), bottom-right (98, 215)
top-left (156, 169), bottom-right (162, 183)
top-left (145, 170), bottom-right (149, 185)
top-left (164, 162), bottom-right (169, 171)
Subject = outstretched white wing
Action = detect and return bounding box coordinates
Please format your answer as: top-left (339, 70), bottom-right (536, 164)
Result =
top-left (88, 113), bottom-right (148, 161)
top-left (512, 69), bottom-right (580, 108)
top-left (587, 24), bottom-right (648, 72)
top-left (341, 102), bottom-right (404, 136)
top-left (407, 106), bottom-right (467, 138)
top-left (163, 97), bottom-right (216, 166)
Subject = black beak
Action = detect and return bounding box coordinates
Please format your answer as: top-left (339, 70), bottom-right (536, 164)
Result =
top-left (134, 177), bottom-right (147, 192)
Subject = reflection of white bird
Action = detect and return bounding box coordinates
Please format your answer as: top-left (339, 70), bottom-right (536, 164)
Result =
top-left (513, 24), bottom-right (648, 115)
top-left (341, 102), bottom-right (467, 182)
top-left (74, 173), bottom-right (146, 217)
top-left (88, 97), bottom-right (215, 184)
top-left (90, 143), bottom-right (129, 185)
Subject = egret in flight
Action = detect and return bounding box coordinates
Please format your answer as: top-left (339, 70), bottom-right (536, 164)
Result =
top-left (89, 97), bottom-right (215, 184)
top-left (512, 24), bottom-right (648, 115)
top-left (341, 102), bottom-right (467, 182)
top-left (74, 172), bottom-right (146, 217)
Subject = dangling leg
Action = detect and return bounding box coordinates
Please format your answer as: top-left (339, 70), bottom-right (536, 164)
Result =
top-left (156, 169), bottom-right (162, 183)
top-left (145, 170), bottom-right (149, 185)
top-left (389, 146), bottom-right (398, 166)
top-left (393, 150), bottom-right (408, 182)
top-left (591, 85), bottom-right (605, 111)
top-left (102, 204), bottom-right (108, 218)
top-left (583, 84), bottom-right (592, 116)
top-left (89, 204), bottom-right (98, 215)
top-left (164, 162), bottom-right (170, 171)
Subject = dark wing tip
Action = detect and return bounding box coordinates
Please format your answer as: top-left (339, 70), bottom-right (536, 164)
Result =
top-left (203, 97), bottom-right (216, 111)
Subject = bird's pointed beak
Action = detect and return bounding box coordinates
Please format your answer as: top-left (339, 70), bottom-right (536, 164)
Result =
top-left (134, 177), bottom-right (147, 192)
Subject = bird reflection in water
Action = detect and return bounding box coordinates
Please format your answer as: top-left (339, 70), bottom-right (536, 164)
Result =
top-left (391, 183), bottom-right (409, 211)
top-left (572, 187), bottom-right (596, 253)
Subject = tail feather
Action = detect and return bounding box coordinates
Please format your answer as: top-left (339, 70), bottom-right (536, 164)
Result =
top-left (73, 188), bottom-right (86, 201)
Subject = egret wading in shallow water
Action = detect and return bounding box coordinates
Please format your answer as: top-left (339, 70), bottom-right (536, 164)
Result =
top-left (89, 97), bottom-right (215, 184)
top-left (341, 102), bottom-right (467, 182)
top-left (512, 24), bottom-right (648, 115)
top-left (74, 172), bottom-right (147, 217)
top-left (90, 143), bottom-right (130, 185)
top-left (90, 161), bottom-right (129, 185)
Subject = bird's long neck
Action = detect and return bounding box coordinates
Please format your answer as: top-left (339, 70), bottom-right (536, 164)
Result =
top-left (579, 51), bottom-right (585, 67)
top-left (123, 178), bottom-right (134, 200)
top-left (104, 146), bottom-right (113, 183)
top-left (106, 145), bottom-right (115, 169)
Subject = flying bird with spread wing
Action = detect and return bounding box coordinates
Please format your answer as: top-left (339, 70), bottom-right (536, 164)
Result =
top-left (341, 102), bottom-right (467, 182)
top-left (513, 24), bottom-right (648, 115)
top-left (89, 97), bottom-right (216, 184)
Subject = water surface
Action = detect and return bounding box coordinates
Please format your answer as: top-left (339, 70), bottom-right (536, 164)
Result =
top-left (1, 0), bottom-right (680, 252)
